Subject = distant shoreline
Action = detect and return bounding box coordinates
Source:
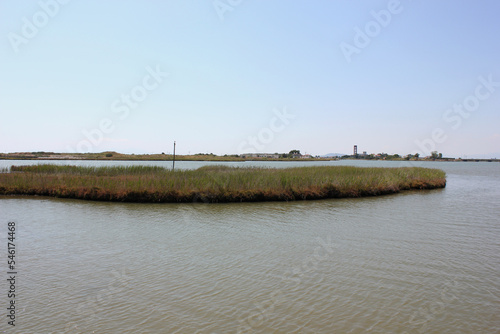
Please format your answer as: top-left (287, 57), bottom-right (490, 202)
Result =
top-left (0, 152), bottom-right (498, 163)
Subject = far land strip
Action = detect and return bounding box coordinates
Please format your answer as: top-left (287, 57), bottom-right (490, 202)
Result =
top-left (0, 151), bottom-right (497, 162)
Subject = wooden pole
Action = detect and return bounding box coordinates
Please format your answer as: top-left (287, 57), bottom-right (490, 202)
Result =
top-left (173, 141), bottom-right (176, 171)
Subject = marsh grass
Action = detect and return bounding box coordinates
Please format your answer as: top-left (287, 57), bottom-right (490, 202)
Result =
top-left (0, 164), bottom-right (446, 203)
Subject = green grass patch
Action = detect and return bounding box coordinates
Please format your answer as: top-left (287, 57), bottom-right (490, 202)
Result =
top-left (0, 164), bottom-right (446, 203)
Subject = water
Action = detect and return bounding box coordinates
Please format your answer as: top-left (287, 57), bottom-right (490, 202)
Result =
top-left (0, 160), bottom-right (499, 333)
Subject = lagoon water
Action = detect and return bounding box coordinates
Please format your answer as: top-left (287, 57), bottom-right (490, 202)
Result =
top-left (0, 160), bottom-right (499, 333)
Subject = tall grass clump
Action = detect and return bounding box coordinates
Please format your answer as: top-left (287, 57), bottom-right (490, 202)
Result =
top-left (0, 164), bottom-right (446, 203)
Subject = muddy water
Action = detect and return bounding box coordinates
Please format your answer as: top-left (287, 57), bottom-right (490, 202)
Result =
top-left (0, 161), bottom-right (499, 333)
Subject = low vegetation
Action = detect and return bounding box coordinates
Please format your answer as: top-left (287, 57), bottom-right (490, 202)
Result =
top-left (0, 165), bottom-right (446, 203)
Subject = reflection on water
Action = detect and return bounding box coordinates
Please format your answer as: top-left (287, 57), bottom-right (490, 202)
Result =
top-left (0, 161), bottom-right (499, 333)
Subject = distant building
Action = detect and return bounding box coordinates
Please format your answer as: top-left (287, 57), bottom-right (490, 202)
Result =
top-left (240, 153), bottom-right (279, 159)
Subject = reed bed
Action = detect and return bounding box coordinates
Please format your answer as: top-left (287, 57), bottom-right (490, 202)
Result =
top-left (0, 164), bottom-right (446, 203)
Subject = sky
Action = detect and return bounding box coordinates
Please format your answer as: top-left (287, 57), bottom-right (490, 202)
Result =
top-left (1, 0), bottom-right (499, 158)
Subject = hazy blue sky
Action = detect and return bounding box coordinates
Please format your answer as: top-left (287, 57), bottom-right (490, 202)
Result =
top-left (1, 1), bottom-right (499, 157)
